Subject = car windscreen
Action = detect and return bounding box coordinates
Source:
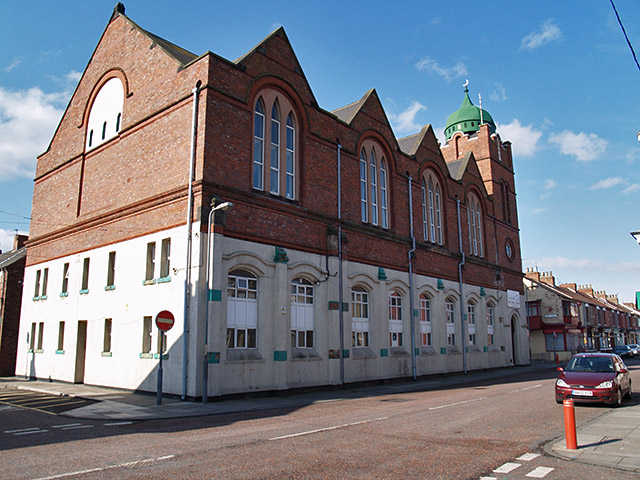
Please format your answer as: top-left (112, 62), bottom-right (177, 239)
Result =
top-left (566, 357), bottom-right (614, 373)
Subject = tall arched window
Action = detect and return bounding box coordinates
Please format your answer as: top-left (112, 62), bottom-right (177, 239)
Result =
top-left (359, 140), bottom-right (390, 228)
top-left (446, 299), bottom-right (456, 346)
top-left (252, 90), bottom-right (298, 199)
top-left (227, 270), bottom-right (258, 349)
top-left (467, 300), bottom-right (476, 345)
top-left (86, 77), bottom-right (124, 151)
top-left (388, 291), bottom-right (403, 347)
top-left (291, 278), bottom-right (314, 348)
top-left (419, 293), bottom-right (431, 346)
top-left (253, 99), bottom-right (265, 190)
top-left (487, 303), bottom-right (495, 345)
top-left (351, 286), bottom-right (370, 347)
top-left (467, 193), bottom-right (484, 257)
top-left (270, 102), bottom-right (280, 195)
top-left (422, 170), bottom-right (443, 245)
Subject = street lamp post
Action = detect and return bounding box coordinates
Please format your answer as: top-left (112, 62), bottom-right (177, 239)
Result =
top-left (203, 199), bottom-right (233, 403)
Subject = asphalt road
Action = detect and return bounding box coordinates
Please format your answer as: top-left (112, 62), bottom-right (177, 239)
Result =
top-left (1, 361), bottom-right (639, 480)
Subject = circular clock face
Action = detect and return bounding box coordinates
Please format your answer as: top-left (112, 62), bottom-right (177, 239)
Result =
top-left (505, 241), bottom-right (513, 260)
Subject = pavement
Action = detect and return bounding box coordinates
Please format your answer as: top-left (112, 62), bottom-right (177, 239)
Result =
top-left (2, 362), bottom-right (640, 473)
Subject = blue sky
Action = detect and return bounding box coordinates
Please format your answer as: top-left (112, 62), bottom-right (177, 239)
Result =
top-left (2, 1), bottom-right (640, 302)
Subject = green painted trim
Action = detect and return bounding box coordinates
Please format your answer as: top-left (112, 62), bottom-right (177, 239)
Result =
top-left (139, 353), bottom-right (154, 359)
top-left (413, 309), bottom-right (419, 318)
top-left (153, 353), bottom-right (169, 360)
top-left (274, 246), bottom-right (289, 263)
top-left (274, 350), bottom-right (287, 362)
top-left (32, 296), bottom-right (39, 302)
top-left (437, 279), bottom-right (445, 290)
top-left (157, 276), bottom-right (171, 284)
top-left (79, 289), bottom-right (89, 295)
top-left (28, 349), bottom-right (34, 353)
top-left (143, 279), bottom-right (156, 286)
top-left (342, 349), bottom-right (350, 359)
top-left (104, 285), bottom-right (115, 291)
top-left (483, 346), bottom-right (488, 352)
top-left (101, 352), bottom-right (112, 357)
top-left (440, 347), bottom-right (447, 354)
top-left (207, 352), bottom-right (220, 364)
top-left (380, 348), bottom-right (388, 357)
top-left (465, 347), bottom-right (469, 353)
top-left (342, 302), bottom-right (349, 312)
top-left (59, 292), bottom-right (68, 298)
top-left (480, 287), bottom-right (486, 297)
top-left (34, 349), bottom-right (43, 354)
top-left (40, 295), bottom-right (48, 300)
top-left (377, 267), bottom-right (387, 281)
top-left (55, 350), bottom-right (65, 355)
top-left (208, 289), bottom-right (222, 302)
top-left (415, 348), bottom-right (420, 356)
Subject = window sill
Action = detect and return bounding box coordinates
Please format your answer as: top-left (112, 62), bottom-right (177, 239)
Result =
top-left (389, 347), bottom-right (409, 357)
top-left (446, 346), bottom-right (461, 354)
top-left (105, 285), bottom-right (116, 291)
top-left (60, 292), bottom-right (69, 298)
top-left (55, 350), bottom-right (65, 355)
top-left (351, 347), bottom-right (376, 360)
top-left (101, 351), bottom-right (112, 357)
top-left (143, 279), bottom-right (156, 286)
top-left (420, 346), bottom-right (437, 355)
top-left (79, 289), bottom-right (89, 295)
top-left (157, 276), bottom-right (171, 284)
top-left (154, 353), bottom-right (168, 360)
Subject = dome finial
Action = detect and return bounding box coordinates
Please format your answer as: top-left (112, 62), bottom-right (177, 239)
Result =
top-left (463, 79), bottom-right (469, 93)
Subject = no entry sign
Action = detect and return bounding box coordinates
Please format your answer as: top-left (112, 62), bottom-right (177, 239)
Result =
top-left (155, 310), bottom-right (175, 332)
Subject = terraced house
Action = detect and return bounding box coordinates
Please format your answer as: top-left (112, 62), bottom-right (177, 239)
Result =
top-left (16, 4), bottom-right (527, 399)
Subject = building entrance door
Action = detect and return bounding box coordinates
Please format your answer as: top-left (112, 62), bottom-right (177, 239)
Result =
top-left (74, 320), bottom-right (87, 383)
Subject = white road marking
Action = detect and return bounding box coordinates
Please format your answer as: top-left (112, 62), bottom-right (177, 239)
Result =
top-left (268, 416), bottom-right (388, 441)
top-left (428, 397), bottom-right (487, 410)
top-left (4, 427), bottom-right (40, 433)
top-left (478, 477), bottom-right (497, 480)
top-left (61, 425), bottom-right (94, 430)
top-left (508, 384), bottom-right (542, 394)
top-left (517, 452), bottom-right (541, 461)
top-left (493, 462), bottom-right (521, 473)
top-left (526, 466), bottom-right (554, 478)
top-left (52, 423), bottom-right (83, 429)
top-left (31, 455), bottom-right (176, 480)
top-left (14, 429), bottom-right (49, 435)
top-left (104, 421), bottom-right (133, 426)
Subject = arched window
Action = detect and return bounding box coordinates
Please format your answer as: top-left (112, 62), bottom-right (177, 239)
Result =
top-left (487, 303), bottom-right (495, 345)
top-left (467, 300), bottom-right (476, 345)
top-left (226, 270), bottom-right (258, 349)
top-left (359, 140), bottom-right (390, 228)
top-left (388, 291), bottom-right (403, 347)
top-left (291, 278), bottom-right (314, 348)
top-left (252, 90), bottom-right (298, 199)
top-left (270, 102), bottom-right (280, 195)
top-left (419, 293), bottom-right (431, 346)
top-left (351, 286), bottom-right (370, 347)
top-left (253, 98), bottom-right (265, 190)
top-left (446, 299), bottom-right (456, 346)
top-left (467, 193), bottom-right (484, 257)
top-left (86, 77), bottom-right (124, 151)
top-left (422, 170), bottom-right (443, 245)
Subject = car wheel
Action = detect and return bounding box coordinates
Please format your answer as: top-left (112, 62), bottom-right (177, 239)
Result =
top-left (614, 388), bottom-right (623, 407)
top-left (556, 398), bottom-right (562, 404)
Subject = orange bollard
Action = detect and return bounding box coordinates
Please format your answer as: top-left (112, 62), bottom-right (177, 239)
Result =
top-left (563, 399), bottom-right (578, 450)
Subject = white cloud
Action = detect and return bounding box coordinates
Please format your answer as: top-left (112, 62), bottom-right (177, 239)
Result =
top-left (389, 101), bottom-right (426, 135)
top-left (0, 87), bottom-right (66, 180)
top-left (589, 176), bottom-right (626, 190)
top-left (530, 256), bottom-right (640, 273)
top-left (496, 119), bottom-right (542, 157)
top-left (543, 179), bottom-right (556, 190)
top-left (65, 70), bottom-right (82, 83)
top-left (520, 19), bottom-right (563, 50)
top-left (489, 83), bottom-right (507, 102)
top-left (4, 57), bottom-right (24, 72)
top-left (548, 130), bottom-right (608, 162)
top-left (415, 56), bottom-right (468, 82)
top-left (531, 207), bottom-right (548, 214)
top-left (0, 228), bottom-right (28, 253)
top-left (623, 183), bottom-right (640, 194)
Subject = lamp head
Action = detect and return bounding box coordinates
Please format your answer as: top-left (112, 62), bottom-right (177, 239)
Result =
top-left (631, 231), bottom-right (640, 244)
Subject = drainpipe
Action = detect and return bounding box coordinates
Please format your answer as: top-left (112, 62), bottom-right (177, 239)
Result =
top-left (337, 141), bottom-right (344, 387)
top-left (456, 198), bottom-right (467, 374)
top-left (407, 173), bottom-right (417, 381)
top-left (182, 80), bottom-right (201, 401)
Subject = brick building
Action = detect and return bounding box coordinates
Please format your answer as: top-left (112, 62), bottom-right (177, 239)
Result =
top-left (0, 234), bottom-right (27, 376)
top-left (16, 4), bottom-right (527, 398)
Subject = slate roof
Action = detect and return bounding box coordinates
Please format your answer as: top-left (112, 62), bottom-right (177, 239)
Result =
top-left (0, 247), bottom-right (26, 269)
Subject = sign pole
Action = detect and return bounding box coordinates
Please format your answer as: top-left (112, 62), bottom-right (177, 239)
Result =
top-left (157, 330), bottom-right (164, 405)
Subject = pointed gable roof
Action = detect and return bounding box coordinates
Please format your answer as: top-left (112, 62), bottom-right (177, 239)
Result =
top-left (446, 151), bottom-right (474, 181)
top-left (111, 3), bottom-right (197, 66)
top-left (397, 124), bottom-right (439, 156)
top-left (331, 89), bottom-right (374, 124)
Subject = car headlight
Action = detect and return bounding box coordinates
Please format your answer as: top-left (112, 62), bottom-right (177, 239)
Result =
top-left (596, 381), bottom-right (613, 389)
top-left (556, 379), bottom-right (569, 388)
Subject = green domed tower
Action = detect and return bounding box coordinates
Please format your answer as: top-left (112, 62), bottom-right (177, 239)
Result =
top-left (444, 86), bottom-right (496, 140)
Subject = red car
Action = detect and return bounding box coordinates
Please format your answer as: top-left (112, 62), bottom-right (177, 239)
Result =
top-left (555, 353), bottom-right (632, 407)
